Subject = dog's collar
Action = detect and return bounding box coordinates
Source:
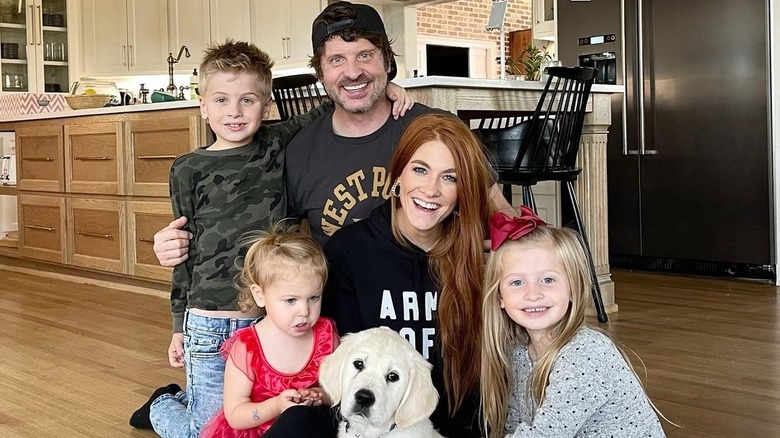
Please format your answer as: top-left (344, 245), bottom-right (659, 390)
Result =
top-left (344, 419), bottom-right (397, 437)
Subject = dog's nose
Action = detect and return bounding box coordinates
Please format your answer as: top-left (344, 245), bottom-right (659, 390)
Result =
top-left (354, 389), bottom-right (375, 408)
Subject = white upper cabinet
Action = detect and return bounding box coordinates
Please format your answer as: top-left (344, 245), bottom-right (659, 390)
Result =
top-left (533, 0), bottom-right (556, 41)
top-left (81, 0), bottom-right (168, 75)
top-left (168, 0), bottom-right (210, 71)
top-left (208, 0), bottom-right (251, 44)
top-left (253, 0), bottom-right (320, 68)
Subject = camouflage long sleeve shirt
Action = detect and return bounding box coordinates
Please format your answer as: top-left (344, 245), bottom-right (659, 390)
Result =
top-left (168, 101), bottom-right (333, 333)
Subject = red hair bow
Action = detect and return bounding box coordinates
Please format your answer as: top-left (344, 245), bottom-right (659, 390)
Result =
top-left (489, 207), bottom-right (547, 251)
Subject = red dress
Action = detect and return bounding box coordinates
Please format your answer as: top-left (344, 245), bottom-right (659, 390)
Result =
top-left (201, 317), bottom-right (337, 438)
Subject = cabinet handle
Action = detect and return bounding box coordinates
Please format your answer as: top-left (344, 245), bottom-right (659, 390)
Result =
top-left (137, 154), bottom-right (179, 160)
top-left (76, 231), bottom-right (114, 239)
top-left (23, 157), bottom-right (55, 161)
top-left (129, 45), bottom-right (133, 67)
top-left (27, 4), bottom-right (34, 45)
top-left (73, 156), bottom-right (112, 161)
top-left (138, 237), bottom-right (154, 243)
top-left (36, 5), bottom-right (42, 45)
top-left (287, 38), bottom-right (291, 59)
top-left (122, 45), bottom-right (127, 67)
top-left (24, 225), bottom-right (55, 232)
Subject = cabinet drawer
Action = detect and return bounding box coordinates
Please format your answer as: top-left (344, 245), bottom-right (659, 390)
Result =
top-left (16, 126), bottom-right (65, 192)
top-left (126, 115), bottom-right (199, 197)
top-left (127, 201), bottom-right (173, 282)
top-left (18, 194), bottom-right (66, 263)
top-left (67, 198), bottom-right (126, 273)
top-left (65, 122), bottom-right (124, 195)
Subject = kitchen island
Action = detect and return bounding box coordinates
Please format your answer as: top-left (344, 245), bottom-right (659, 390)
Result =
top-left (396, 76), bottom-right (623, 314)
top-left (0, 100), bottom-right (210, 291)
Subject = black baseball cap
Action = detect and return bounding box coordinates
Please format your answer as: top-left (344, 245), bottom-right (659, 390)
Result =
top-left (311, 1), bottom-right (397, 80)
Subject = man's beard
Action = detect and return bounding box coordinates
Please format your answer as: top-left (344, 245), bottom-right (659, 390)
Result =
top-left (326, 73), bottom-right (388, 114)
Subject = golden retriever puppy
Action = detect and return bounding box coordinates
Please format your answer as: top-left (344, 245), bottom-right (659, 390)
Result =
top-left (319, 327), bottom-right (444, 438)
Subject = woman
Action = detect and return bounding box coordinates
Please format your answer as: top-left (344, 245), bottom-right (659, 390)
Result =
top-left (323, 113), bottom-right (495, 438)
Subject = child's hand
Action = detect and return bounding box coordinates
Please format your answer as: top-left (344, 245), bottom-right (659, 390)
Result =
top-left (275, 389), bottom-right (308, 414)
top-left (386, 82), bottom-right (414, 119)
top-left (299, 387), bottom-right (327, 406)
top-left (168, 333), bottom-right (184, 368)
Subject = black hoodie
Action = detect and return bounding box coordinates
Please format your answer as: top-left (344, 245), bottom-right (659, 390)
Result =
top-left (323, 201), bottom-right (481, 438)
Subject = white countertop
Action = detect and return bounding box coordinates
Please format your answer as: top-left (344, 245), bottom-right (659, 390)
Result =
top-left (0, 99), bottom-right (200, 123)
top-left (395, 76), bottom-right (624, 94)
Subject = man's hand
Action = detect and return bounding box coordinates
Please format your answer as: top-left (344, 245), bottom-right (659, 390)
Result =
top-left (386, 82), bottom-right (415, 119)
top-left (168, 333), bottom-right (185, 368)
top-left (154, 216), bottom-right (192, 267)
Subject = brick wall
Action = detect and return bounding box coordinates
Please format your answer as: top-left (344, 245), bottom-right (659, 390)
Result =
top-left (417, 0), bottom-right (532, 63)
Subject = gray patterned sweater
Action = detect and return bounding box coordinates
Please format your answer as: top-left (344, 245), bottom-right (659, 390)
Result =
top-left (505, 327), bottom-right (666, 438)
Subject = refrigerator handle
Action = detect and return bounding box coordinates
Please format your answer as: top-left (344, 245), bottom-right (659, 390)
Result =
top-left (637, 0), bottom-right (647, 155)
top-left (637, 0), bottom-right (657, 155)
top-left (621, 0), bottom-right (631, 155)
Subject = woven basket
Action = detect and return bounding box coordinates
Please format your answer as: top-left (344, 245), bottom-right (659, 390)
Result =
top-left (65, 94), bottom-right (112, 110)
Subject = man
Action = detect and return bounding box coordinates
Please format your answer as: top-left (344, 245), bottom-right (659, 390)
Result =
top-left (153, 1), bottom-right (513, 260)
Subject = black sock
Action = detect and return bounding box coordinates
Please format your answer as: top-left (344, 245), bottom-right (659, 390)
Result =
top-left (129, 383), bottom-right (183, 429)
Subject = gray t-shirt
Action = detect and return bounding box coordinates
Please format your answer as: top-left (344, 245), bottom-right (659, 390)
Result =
top-left (505, 327), bottom-right (666, 438)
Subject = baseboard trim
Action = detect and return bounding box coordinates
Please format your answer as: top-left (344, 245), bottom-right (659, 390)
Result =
top-left (0, 258), bottom-right (168, 299)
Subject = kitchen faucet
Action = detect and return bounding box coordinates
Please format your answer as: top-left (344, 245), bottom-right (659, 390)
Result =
top-left (166, 45), bottom-right (191, 95)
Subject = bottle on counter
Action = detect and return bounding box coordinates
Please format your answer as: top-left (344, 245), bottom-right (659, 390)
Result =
top-left (190, 69), bottom-right (199, 100)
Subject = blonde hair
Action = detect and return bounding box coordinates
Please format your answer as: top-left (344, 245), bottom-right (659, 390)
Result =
top-left (480, 226), bottom-right (590, 437)
top-left (389, 114), bottom-right (494, 414)
top-left (199, 39), bottom-right (274, 99)
top-left (234, 221), bottom-right (328, 314)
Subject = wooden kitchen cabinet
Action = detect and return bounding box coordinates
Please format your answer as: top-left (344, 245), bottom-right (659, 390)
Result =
top-left (253, 0), bottom-right (320, 68)
top-left (126, 113), bottom-right (199, 197)
top-left (67, 197), bottom-right (125, 273)
top-left (18, 193), bottom-right (66, 263)
top-left (64, 122), bottom-right (124, 195)
top-left (5, 106), bottom-right (204, 283)
top-left (16, 125), bottom-right (64, 192)
top-left (80, 0), bottom-right (168, 75)
top-left (126, 200), bottom-right (172, 281)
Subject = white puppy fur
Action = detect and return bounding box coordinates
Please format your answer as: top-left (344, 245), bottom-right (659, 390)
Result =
top-left (320, 327), bottom-right (444, 438)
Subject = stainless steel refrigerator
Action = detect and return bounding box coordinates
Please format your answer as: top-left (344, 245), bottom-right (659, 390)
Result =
top-left (557, 0), bottom-right (773, 277)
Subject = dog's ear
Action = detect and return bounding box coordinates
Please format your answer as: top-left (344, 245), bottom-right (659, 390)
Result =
top-left (319, 333), bottom-right (354, 405)
top-left (394, 351), bottom-right (439, 428)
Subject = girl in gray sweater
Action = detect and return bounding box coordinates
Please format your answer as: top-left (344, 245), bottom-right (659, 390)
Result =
top-left (480, 210), bottom-right (666, 438)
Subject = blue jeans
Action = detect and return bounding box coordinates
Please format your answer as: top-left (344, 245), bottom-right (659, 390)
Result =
top-left (150, 310), bottom-right (255, 438)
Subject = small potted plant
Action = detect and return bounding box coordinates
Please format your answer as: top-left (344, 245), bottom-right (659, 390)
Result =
top-left (517, 44), bottom-right (553, 81)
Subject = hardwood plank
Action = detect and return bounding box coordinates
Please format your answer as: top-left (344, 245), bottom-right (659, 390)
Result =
top-left (602, 270), bottom-right (780, 438)
top-left (0, 267), bottom-right (778, 437)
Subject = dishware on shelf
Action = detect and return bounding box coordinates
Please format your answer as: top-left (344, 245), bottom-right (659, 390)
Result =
top-left (0, 42), bottom-right (19, 59)
top-left (50, 14), bottom-right (64, 27)
top-left (3, 72), bottom-right (25, 90)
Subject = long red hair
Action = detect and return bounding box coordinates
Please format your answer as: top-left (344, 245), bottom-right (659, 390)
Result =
top-left (389, 114), bottom-right (494, 413)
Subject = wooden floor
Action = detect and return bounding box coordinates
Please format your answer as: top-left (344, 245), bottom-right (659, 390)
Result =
top-left (0, 268), bottom-right (778, 437)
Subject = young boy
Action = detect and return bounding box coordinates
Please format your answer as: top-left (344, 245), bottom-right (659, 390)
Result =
top-left (129, 39), bottom-right (410, 438)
